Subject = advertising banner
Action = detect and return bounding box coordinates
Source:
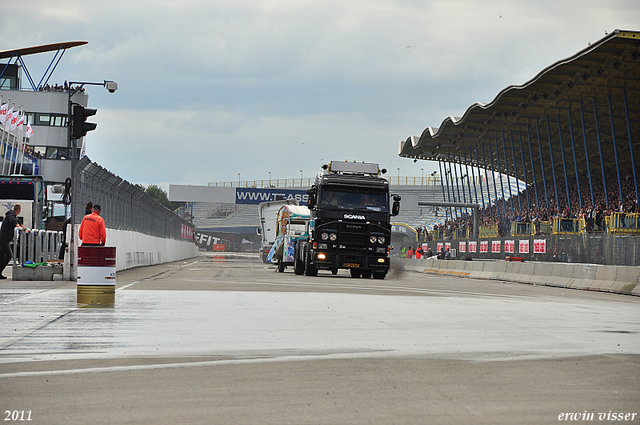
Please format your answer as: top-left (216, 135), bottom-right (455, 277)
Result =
top-left (491, 240), bottom-right (501, 253)
top-left (534, 239), bottom-right (546, 253)
top-left (480, 241), bottom-right (488, 253)
top-left (468, 241), bottom-right (477, 253)
top-left (519, 240), bottom-right (530, 254)
top-left (236, 188), bottom-right (308, 205)
top-left (504, 240), bottom-right (514, 254)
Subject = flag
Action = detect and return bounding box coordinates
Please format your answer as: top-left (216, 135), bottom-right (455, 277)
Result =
top-left (9, 110), bottom-right (19, 131)
top-left (0, 103), bottom-right (7, 125)
top-left (16, 113), bottom-right (24, 130)
top-left (4, 107), bottom-right (13, 130)
top-left (25, 118), bottom-right (34, 138)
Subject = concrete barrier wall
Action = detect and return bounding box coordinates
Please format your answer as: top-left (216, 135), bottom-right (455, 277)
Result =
top-left (72, 225), bottom-right (198, 273)
top-left (402, 258), bottom-right (640, 296)
top-left (108, 229), bottom-right (198, 271)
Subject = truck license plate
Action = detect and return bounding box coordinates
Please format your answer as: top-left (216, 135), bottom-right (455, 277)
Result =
top-left (344, 263), bottom-right (360, 268)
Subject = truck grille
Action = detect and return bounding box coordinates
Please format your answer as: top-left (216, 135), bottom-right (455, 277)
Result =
top-left (339, 232), bottom-right (368, 245)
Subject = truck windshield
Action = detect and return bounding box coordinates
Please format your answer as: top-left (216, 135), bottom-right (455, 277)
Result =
top-left (319, 188), bottom-right (389, 212)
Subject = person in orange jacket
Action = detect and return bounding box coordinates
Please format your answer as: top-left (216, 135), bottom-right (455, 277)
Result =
top-left (79, 204), bottom-right (107, 246)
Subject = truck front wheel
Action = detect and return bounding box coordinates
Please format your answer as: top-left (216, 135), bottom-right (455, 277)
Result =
top-left (294, 243), bottom-right (305, 275)
top-left (373, 271), bottom-right (386, 279)
top-left (304, 246), bottom-right (318, 276)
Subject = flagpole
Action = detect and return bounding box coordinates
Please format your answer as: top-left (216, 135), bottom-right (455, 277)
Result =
top-left (10, 106), bottom-right (17, 175)
top-left (1, 99), bottom-right (10, 175)
top-left (18, 110), bottom-right (25, 175)
top-left (14, 108), bottom-right (22, 174)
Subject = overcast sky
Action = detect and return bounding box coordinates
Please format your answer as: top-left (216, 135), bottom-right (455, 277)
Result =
top-left (2, 0), bottom-right (638, 189)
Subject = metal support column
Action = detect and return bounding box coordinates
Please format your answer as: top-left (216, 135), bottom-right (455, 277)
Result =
top-left (535, 118), bottom-right (549, 209)
top-left (438, 160), bottom-right (449, 221)
top-left (579, 101), bottom-right (595, 207)
top-left (593, 98), bottom-right (609, 207)
top-left (567, 109), bottom-right (582, 209)
top-left (467, 150), bottom-right (478, 205)
top-left (518, 130), bottom-right (530, 209)
top-left (546, 117), bottom-right (560, 212)
top-left (607, 94), bottom-right (623, 204)
top-left (501, 131), bottom-right (514, 213)
top-left (494, 136), bottom-right (507, 214)
top-left (622, 86), bottom-right (639, 205)
top-left (472, 146), bottom-right (485, 210)
top-left (526, 125), bottom-right (539, 208)
top-left (556, 115), bottom-right (571, 212)
top-left (457, 153), bottom-right (467, 204)
top-left (481, 144), bottom-right (493, 215)
top-left (509, 131), bottom-right (521, 210)
top-left (488, 143), bottom-right (501, 215)
top-left (452, 154), bottom-right (461, 205)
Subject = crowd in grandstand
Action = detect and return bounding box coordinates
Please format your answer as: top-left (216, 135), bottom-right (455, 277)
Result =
top-left (38, 81), bottom-right (85, 93)
top-left (419, 168), bottom-right (639, 240)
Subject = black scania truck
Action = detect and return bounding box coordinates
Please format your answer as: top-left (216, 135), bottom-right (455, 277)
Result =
top-left (293, 161), bottom-right (400, 279)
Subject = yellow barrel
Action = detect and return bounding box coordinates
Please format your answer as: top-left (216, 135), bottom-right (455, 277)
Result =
top-left (77, 285), bottom-right (115, 305)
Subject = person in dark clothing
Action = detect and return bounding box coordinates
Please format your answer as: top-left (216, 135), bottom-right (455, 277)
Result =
top-left (0, 204), bottom-right (27, 279)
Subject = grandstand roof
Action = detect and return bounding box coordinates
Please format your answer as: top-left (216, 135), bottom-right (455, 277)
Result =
top-left (0, 41), bottom-right (87, 59)
top-left (399, 29), bottom-right (640, 183)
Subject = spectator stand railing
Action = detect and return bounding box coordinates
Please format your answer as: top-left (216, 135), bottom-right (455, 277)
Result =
top-left (609, 212), bottom-right (640, 235)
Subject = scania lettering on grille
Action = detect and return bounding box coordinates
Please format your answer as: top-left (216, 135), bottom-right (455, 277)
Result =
top-left (343, 214), bottom-right (366, 220)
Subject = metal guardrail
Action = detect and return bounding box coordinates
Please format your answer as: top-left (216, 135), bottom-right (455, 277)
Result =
top-left (13, 228), bottom-right (63, 266)
top-left (207, 175), bottom-right (477, 188)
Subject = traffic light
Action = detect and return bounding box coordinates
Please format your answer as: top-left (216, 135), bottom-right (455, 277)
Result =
top-left (71, 104), bottom-right (98, 139)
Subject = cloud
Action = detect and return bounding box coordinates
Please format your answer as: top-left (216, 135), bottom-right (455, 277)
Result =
top-left (2, 0), bottom-right (639, 187)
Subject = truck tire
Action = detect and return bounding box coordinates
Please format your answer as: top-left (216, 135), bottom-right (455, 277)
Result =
top-left (361, 270), bottom-right (372, 279)
top-left (304, 245), bottom-right (318, 276)
top-left (278, 260), bottom-right (285, 273)
top-left (373, 271), bottom-right (386, 279)
top-left (331, 268), bottom-right (338, 275)
top-left (349, 269), bottom-right (361, 278)
top-left (294, 243), bottom-right (305, 275)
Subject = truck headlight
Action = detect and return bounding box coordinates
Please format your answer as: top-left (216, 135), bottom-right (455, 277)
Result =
top-left (330, 233), bottom-right (337, 241)
top-left (370, 236), bottom-right (377, 244)
top-left (321, 232), bottom-right (329, 240)
top-left (378, 236), bottom-right (385, 244)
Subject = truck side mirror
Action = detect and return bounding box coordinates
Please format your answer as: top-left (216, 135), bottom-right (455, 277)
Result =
top-left (391, 194), bottom-right (401, 216)
top-left (307, 187), bottom-right (316, 208)
top-left (392, 201), bottom-right (400, 216)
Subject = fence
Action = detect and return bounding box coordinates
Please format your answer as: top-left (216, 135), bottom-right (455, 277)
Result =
top-left (73, 156), bottom-right (193, 240)
top-left (417, 233), bottom-right (639, 266)
top-left (13, 228), bottom-right (63, 265)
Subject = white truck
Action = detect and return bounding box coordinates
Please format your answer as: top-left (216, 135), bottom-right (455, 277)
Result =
top-left (258, 199), bottom-right (299, 262)
top-left (266, 204), bottom-right (310, 272)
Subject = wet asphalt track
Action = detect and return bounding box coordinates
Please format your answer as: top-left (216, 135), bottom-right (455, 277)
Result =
top-left (1, 253), bottom-right (638, 424)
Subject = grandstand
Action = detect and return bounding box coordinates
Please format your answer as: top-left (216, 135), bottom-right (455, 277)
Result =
top-left (188, 172), bottom-right (521, 234)
top-left (396, 29), bottom-right (639, 266)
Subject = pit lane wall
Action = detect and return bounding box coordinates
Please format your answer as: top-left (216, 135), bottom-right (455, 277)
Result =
top-left (71, 225), bottom-right (198, 272)
top-left (401, 258), bottom-right (640, 296)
